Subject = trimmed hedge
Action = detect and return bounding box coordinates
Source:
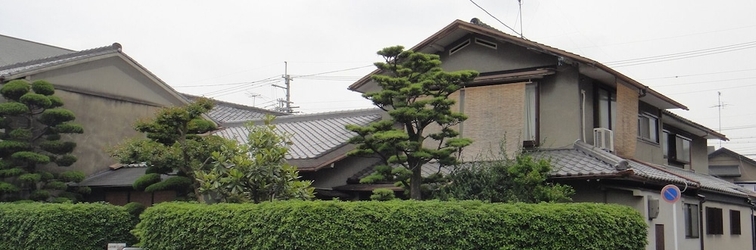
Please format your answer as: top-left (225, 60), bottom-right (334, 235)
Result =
top-left (135, 201), bottom-right (647, 249)
top-left (0, 203), bottom-right (137, 250)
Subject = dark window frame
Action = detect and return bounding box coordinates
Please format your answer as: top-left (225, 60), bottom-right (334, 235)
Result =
top-left (684, 203), bottom-right (700, 238)
top-left (594, 86), bottom-right (616, 130)
top-left (638, 112), bottom-right (659, 143)
top-left (730, 210), bottom-right (741, 235)
top-left (706, 207), bottom-right (724, 235)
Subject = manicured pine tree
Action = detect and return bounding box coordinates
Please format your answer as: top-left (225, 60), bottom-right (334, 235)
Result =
top-left (347, 46), bottom-right (478, 199)
top-left (0, 79), bottom-right (85, 202)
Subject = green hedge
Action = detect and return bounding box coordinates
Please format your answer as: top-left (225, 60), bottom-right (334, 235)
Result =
top-left (135, 201), bottom-right (647, 250)
top-left (0, 203), bottom-right (137, 250)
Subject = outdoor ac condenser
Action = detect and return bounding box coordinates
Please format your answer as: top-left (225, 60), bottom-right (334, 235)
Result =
top-left (593, 128), bottom-right (614, 152)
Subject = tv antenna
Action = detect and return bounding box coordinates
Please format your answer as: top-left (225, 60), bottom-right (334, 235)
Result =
top-left (710, 91), bottom-right (730, 147)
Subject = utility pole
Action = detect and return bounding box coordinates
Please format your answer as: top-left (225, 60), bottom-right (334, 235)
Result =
top-left (272, 61), bottom-right (298, 113)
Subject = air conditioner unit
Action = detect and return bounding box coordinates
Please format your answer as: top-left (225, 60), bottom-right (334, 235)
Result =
top-left (593, 128), bottom-right (614, 152)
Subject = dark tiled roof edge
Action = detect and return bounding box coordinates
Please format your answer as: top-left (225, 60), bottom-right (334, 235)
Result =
top-left (0, 43), bottom-right (121, 72)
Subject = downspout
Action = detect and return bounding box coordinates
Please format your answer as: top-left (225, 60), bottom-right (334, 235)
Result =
top-left (581, 89), bottom-right (586, 142)
top-left (699, 194), bottom-right (706, 250)
top-left (748, 198), bottom-right (756, 250)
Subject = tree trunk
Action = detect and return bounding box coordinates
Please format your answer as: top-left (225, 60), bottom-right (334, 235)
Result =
top-left (410, 164), bottom-right (423, 200)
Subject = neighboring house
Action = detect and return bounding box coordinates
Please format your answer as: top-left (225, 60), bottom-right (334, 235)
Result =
top-left (709, 147), bottom-right (756, 189)
top-left (345, 18), bottom-right (756, 250)
top-left (214, 108), bottom-right (386, 199)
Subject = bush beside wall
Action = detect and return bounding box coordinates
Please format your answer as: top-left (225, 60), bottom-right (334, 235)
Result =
top-left (135, 201), bottom-right (647, 250)
top-left (0, 203), bottom-right (136, 250)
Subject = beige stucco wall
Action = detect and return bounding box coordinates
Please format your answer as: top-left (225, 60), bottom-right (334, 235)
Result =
top-left (30, 55), bottom-right (182, 107)
top-left (37, 89), bottom-right (161, 176)
top-left (615, 82), bottom-right (639, 158)
top-left (19, 55), bottom-right (189, 176)
top-left (702, 201), bottom-right (753, 250)
top-left (690, 137), bottom-right (709, 173)
top-left (539, 66), bottom-right (582, 148)
top-left (635, 139), bottom-right (665, 166)
top-left (439, 35), bottom-right (554, 73)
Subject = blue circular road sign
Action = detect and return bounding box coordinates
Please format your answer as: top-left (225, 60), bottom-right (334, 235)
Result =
top-left (661, 184), bottom-right (681, 203)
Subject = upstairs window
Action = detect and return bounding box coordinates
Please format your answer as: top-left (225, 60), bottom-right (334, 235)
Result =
top-left (596, 88), bottom-right (616, 130)
top-left (668, 134), bottom-right (691, 164)
top-left (638, 113), bottom-right (659, 142)
top-left (522, 83), bottom-right (537, 146)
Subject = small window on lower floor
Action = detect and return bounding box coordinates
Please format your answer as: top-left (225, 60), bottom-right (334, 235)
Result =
top-left (731, 210), bottom-right (741, 235)
top-left (685, 203), bottom-right (700, 238)
top-left (706, 207), bottom-right (723, 235)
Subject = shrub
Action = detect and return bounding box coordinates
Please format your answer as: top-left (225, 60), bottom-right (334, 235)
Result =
top-left (0, 203), bottom-right (136, 250)
top-left (134, 201), bottom-right (647, 250)
top-left (144, 176), bottom-right (192, 193)
top-left (124, 202), bottom-right (146, 219)
top-left (133, 173), bottom-right (161, 191)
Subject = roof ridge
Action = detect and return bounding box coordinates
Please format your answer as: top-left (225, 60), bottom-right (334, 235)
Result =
top-left (223, 108), bottom-right (383, 127)
top-left (0, 43), bottom-right (121, 72)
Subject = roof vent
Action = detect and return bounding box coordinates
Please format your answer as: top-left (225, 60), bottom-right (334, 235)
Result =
top-left (449, 39), bottom-right (470, 55)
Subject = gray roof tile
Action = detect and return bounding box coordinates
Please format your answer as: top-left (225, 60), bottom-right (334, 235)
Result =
top-left (0, 43), bottom-right (121, 77)
top-left (181, 94), bottom-right (288, 124)
top-left (214, 108), bottom-right (383, 160)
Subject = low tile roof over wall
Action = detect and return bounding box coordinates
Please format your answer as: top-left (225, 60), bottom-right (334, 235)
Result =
top-left (214, 108), bottom-right (384, 170)
top-left (181, 94), bottom-right (288, 124)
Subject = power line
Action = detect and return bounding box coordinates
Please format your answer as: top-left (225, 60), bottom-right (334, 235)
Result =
top-left (605, 40), bottom-right (756, 67)
top-left (639, 68), bottom-right (756, 81)
top-left (292, 65), bottom-right (373, 78)
top-left (177, 74), bottom-right (279, 89)
top-left (468, 0), bottom-right (523, 38)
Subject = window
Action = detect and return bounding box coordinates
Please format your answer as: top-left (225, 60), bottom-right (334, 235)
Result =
top-left (596, 88), bottom-right (616, 130)
top-left (664, 131), bottom-right (691, 165)
top-left (730, 210), bottom-right (741, 235)
top-left (522, 83), bottom-right (537, 146)
top-left (706, 207), bottom-right (723, 235)
top-left (638, 113), bottom-right (659, 142)
top-left (675, 136), bottom-right (691, 163)
top-left (684, 203), bottom-right (700, 238)
top-left (662, 130), bottom-right (670, 158)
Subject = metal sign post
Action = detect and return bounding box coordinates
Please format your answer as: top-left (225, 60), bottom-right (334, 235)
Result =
top-left (661, 184), bottom-right (682, 250)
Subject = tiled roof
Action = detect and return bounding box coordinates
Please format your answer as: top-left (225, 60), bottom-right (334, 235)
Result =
top-left (0, 34), bottom-right (75, 66)
top-left (0, 43), bottom-right (121, 77)
top-left (77, 163), bottom-right (171, 187)
top-left (349, 140), bottom-right (752, 198)
top-left (214, 108), bottom-right (383, 167)
top-left (181, 94), bottom-right (288, 124)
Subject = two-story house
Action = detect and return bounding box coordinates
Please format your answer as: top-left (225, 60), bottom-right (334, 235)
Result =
top-left (347, 18), bottom-right (756, 250)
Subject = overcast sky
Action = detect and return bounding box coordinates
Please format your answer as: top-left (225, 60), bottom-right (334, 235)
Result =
top-left (2, 0), bottom-right (756, 156)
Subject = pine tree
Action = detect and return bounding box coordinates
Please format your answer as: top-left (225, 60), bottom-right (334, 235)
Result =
top-left (109, 98), bottom-right (222, 200)
top-left (347, 46), bottom-right (478, 199)
top-left (0, 79), bottom-right (85, 202)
